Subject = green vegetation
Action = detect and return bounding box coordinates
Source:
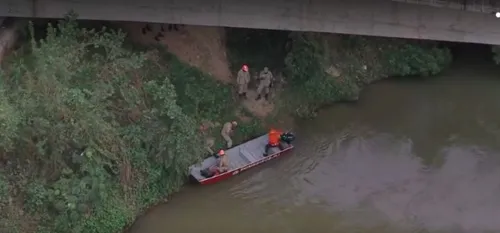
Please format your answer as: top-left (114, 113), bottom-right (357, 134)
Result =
top-left (226, 30), bottom-right (452, 118)
top-left (283, 33), bottom-right (452, 117)
top-left (0, 18), bottom-right (262, 233)
top-left (0, 17), bottom-right (454, 233)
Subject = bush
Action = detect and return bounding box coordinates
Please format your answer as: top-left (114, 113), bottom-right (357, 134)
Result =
top-left (81, 193), bottom-right (134, 233)
top-left (283, 33), bottom-right (359, 117)
top-left (158, 51), bottom-right (235, 121)
top-left (383, 43), bottom-right (452, 77)
top-left (0, 174), bottom-right (21, 233)
top-left (0, 17), bottom-right (206, 233)
top-left (25, 181), bottom-right (47, 213)
top-left (283, 33), bottom-right (451, 117)
top-left (0, 87), bottom-right (21, 151)
top-left (0, 174), bottom-right (8, 202)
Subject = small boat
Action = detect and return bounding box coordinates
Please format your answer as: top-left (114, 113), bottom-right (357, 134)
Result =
top-left (189, 133), bottom-right (295, 185)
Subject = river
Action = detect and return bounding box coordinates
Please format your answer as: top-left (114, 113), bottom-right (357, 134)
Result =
top-left (129, 45), bottom-right (500, 233)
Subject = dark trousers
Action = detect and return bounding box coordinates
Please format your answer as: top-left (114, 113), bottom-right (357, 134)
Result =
top-left (264, 142), bottom-right (284, 156)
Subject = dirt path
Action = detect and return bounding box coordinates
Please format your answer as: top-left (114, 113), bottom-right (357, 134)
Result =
top-left (240, 90), bottom-right (275, 119)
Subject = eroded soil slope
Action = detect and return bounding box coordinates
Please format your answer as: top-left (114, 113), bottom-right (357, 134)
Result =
top-left (120, 22), bottom-right (232, 83)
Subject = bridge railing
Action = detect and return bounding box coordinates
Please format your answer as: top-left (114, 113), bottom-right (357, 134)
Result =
top-left (392, 0), bottom-right (500, 13)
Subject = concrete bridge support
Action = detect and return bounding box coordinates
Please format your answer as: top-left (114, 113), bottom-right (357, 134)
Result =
top-left (0, 0), bottom-right (499, 44)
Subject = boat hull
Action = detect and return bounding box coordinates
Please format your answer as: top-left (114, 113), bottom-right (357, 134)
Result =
top-left (194, 145), bottom-right (294, 185)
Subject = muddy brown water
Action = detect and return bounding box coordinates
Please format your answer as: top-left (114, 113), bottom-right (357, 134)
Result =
top-left (129, 61), bottom-right (500, 233)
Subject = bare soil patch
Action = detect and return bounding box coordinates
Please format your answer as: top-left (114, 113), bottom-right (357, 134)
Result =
top-left (119, 22), bottom-right (232, 83)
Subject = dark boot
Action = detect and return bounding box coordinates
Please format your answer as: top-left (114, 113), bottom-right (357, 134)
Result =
top-left (255, 94), bottom-right (261, 100)
top-left (264, 94), bottom-right (269, 100)
top-left (263, 144), bottom-right (271, 157)
top-left (160, 25), bottom-right (165, 32)
top-left (242, 92), bottom-right (247, 99)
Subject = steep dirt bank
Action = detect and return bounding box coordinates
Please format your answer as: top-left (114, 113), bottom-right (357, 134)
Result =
top-left (119, 22), bottom-right (232, 83)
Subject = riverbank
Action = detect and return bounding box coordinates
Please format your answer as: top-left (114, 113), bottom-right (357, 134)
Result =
top-left (127, 59), bottom-right (500, 233)
top-left (0, 18), bottom-right (452, 233)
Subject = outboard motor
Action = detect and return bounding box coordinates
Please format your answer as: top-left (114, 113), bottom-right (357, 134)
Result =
top-left (280, 132), bottom-right (296, 144)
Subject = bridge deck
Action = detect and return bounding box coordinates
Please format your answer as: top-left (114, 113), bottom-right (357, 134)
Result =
top-left (1, 0), bottom-right (500, 44)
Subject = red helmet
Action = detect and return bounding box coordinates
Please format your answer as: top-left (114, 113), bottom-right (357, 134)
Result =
top-left (218, 150), bottom-right (225, 156)
top-left (242, 64), bottom-right (249, 72)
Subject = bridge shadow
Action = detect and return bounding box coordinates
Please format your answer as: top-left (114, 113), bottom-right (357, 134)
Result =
top-left (448, 42), bottom-right (495, 65)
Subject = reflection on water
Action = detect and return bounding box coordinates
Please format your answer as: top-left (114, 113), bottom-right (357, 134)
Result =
top-left (129, 64), bottom-right (500, 233)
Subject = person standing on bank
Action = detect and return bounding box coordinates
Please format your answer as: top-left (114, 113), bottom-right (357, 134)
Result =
top-left (236, 64), bottom-right (250, 99)
top-left (221, 121), bottom-right (238, 149)
top-left (256, 67), bottom-right (274, 101)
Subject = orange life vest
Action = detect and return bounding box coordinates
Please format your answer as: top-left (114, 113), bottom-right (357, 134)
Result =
top-left (268, 129), bottom-right (282, 146)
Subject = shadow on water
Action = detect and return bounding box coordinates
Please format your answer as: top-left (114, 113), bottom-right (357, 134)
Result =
top-left (129, 43), bottom-right (500, 233)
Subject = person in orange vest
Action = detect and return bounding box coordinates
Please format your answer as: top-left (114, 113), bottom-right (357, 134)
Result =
top-left (264, 128), bottom-right (284, 156)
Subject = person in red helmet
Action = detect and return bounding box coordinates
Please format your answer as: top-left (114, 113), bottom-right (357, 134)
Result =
top-left (236, 64), bottom-right (250, 99)
top-left (202, 149), bottom-right (229, 177)
top-left (216, 149), bottom-right (229, 173)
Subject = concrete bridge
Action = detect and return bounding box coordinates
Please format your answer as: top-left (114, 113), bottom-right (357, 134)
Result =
top-left (1, 0), bottom-right (500, 44)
